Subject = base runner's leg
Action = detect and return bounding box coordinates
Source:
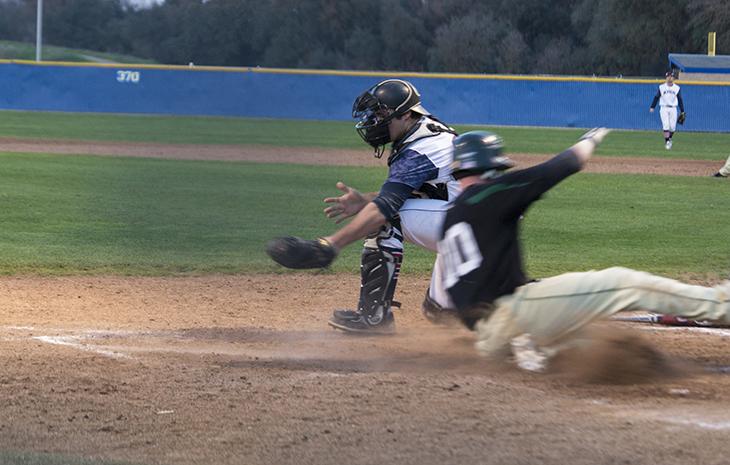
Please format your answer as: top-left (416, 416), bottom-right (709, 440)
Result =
top-left (720, 155), bottom-right (730, 177)
top-left (476, 267), bottom-right (730, 354)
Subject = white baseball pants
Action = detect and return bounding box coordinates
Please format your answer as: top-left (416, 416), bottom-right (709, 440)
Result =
top-left (660, 106), bottom-right (678, 132)
top-left (475, 267), bottom-right (730, 356)
top-left (378, 198), bottom-right (454, 309)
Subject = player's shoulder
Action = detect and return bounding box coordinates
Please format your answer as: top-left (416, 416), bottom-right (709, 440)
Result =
top-left (407, 130), bottom-right (455, 154)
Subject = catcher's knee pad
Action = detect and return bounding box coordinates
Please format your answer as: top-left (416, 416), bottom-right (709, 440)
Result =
top-left (357, 244), bottom-right (403, 323)
top-left (364, 220), bottom-right (404, 251)
top-left (421, 288), bottom-right (460, 325)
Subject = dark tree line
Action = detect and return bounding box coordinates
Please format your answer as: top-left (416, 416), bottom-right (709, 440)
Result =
top-left (0, 0), bottom-right (728, 76)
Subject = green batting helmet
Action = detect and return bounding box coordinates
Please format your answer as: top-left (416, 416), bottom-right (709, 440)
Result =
top-left (450, 131), bottom-right (514, 179)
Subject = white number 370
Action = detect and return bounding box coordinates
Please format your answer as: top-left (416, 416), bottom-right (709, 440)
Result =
top-left (116, 70), bottom-right (140, 83)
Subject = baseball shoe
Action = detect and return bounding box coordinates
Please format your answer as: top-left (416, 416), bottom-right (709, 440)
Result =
top-left (510, 333), bottom-right (549, 373)
top-left (421, 289), bottom-right (460, 325)
top-left (332, 301), bottom-right (400, 321)
top-left (328, 309), bottom-right (396, 335)
top-left (713, 172), bottom-right (726, 178)
top-left (665, 140), bottom-right (672, 150)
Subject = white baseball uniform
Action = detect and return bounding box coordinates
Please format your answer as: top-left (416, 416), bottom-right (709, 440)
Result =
top-left (651, 82), bottom-right (683, 132)
top-left (376, 116), bottom-right (459, 309)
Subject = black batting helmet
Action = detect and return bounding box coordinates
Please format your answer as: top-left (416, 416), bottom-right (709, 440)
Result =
top-left (450, 131), bottom-right (514, 179)
top-left (352, 79), bottom-right (430, 157)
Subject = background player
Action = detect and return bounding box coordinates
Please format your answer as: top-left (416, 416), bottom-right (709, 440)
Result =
top-left (267, 79), bottom-right (460, 334)
top-left (649, 71), bottom-right (685, 150)
top-left (438, 128), bottom-right (730, 371)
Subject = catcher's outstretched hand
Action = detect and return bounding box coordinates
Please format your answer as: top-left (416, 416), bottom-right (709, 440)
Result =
top-left (323, 181), bottom-right (367, 224)
top-left (266, 236), bottom-right (337, 269)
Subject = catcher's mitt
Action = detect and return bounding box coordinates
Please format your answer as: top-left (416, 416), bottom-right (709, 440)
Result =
top-left (678, 112), bottom-right (686, 125)
top-left (266, 236), bottom-right (337, 269)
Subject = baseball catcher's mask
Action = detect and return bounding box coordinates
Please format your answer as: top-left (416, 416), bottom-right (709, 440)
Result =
top-left (352, 79), bottom-right (430, 158)
top-left (450, 131), bottom-right (514, 180)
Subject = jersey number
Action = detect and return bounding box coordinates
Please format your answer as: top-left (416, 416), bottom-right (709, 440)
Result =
top-left (440, 222), bottom-right (483, 288)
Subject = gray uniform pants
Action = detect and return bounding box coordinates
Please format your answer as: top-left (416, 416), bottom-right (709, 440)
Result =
top-left (475, 267), bottom-right (730, 356)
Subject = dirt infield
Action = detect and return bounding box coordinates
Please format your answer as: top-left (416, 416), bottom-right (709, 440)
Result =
top-left (0, 137), bottom-right (724, 177)
top-left (1, 274), bottom-right (730, 465)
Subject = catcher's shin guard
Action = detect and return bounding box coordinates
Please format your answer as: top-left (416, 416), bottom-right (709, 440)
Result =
top-left (332, 241), bottom-right (403, 328)
top-left (357, 244), bottom-right (403, 322)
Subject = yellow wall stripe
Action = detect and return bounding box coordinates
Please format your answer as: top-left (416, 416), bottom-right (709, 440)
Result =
top-left (1, 59), bottom-right (728, 86)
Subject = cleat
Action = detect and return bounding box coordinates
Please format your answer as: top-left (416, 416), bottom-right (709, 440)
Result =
top-left (332, 301), bottom-right (400, 322)
top-left (421, 289), bottom-right (460, 325)
top-left (713, 172), bottom-right (726, 178)
top-left (665, 140), bottom-right (672, 150)
top-left (332, 309), bottom-right (360, 321)
top-left (510, 334), bottom-right (549, 373)
top-left (328, 310), bottom-right (396, 335)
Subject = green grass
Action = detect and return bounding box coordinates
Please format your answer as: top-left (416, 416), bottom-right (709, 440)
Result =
top-left (0, 40), bottom-right (155, 64)
top-left (0, 111), bottom-right (727, 160)
top-left (0, 451), bottom-right (134, 465)
top-left (0, 152), bottom-right (727, 279)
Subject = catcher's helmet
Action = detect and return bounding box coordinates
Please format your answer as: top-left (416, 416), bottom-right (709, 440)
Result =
top-left (450, 131), bottom-right (514, 179)
top-left (352, 79), bottom-right (430, 157)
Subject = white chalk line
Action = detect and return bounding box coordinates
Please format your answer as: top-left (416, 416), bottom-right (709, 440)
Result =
top-left (32, 335), bottom-right (134, 360)
top-left (0, 325), bottom-right (330, 361)
top-left (0, 325), bottom-right (181, 361)
top-left (634, 409), bottom-right (730, 431)
top-left (637, 325), bottom-right (730, 337)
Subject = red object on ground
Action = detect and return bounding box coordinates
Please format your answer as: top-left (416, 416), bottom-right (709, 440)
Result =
top-left (655, 314), bottom-right (730, 328)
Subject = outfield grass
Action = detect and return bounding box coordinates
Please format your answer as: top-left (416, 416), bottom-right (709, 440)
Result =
top-left (0, 111), bottom-right (729, 160)
top-left (0, 451), bottom-right (134, 465)
top-left (0, 152), bottom-right (726, 279)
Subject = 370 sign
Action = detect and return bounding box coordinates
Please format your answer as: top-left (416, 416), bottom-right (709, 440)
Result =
top-left (116, 70), bottom-right (141, 84)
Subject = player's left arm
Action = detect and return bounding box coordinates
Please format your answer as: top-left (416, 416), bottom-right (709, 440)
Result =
top-left (481, 129), bottom-right (609, 219)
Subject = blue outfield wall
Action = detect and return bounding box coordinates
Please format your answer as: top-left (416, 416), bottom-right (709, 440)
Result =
top-left (1, 61), bottom-right (729, 132)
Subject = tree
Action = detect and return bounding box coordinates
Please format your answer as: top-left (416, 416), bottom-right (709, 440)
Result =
top-left (428, 13), bottom-right (512, 73)
top-left (687, 0), bottom-right (730, 54)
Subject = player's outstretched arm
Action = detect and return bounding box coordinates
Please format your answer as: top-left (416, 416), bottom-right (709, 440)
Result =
top-left (323, 181), bottom-right (377, 224)
top-left (570, 128), bottom-right (611, 167)
top-left (323, 202), bottom-right (387, 251)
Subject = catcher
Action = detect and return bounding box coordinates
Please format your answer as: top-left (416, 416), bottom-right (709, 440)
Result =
top-left (438, 128), bottom-right (730, 372)
top-left (267, 79), bottom-right (460, 334)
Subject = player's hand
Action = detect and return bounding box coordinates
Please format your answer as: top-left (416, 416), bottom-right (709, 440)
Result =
top-left (323, 182), bottom-right (368, 224)
top-left (649, 108), bottom-right (654, 113)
